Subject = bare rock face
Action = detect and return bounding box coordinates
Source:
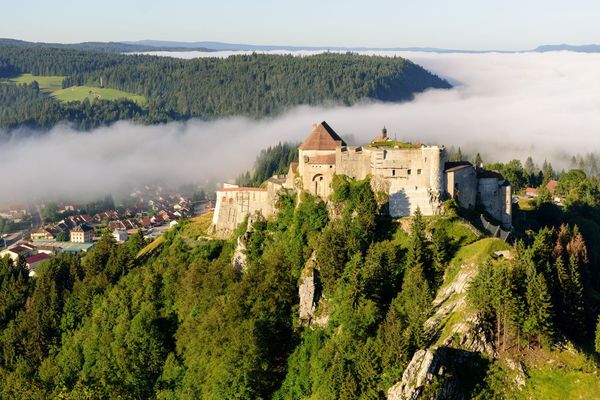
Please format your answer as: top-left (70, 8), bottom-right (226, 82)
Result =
top-left (232, 212), bottom-right (264, 271)
top-left (298, 253), bottom-right (326, 327)
top-left (232, 236), bottom-right (247, 270)
top-left (505, 359), bottom-right (527, 388)
top-left (387, 264), bottom-right (497, 400)
top-left (388, 350), bottom-right (438, 400)
top-left (425, 263), bottom-right (497, 357)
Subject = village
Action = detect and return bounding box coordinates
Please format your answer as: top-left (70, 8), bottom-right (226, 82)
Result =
top-left (0, 185), bottom-right (211, 277)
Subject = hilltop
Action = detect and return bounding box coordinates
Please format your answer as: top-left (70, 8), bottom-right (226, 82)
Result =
top-left (0, 166), bottom-right (599, 398)
top-left (0, 44), bottom-right (450, 131)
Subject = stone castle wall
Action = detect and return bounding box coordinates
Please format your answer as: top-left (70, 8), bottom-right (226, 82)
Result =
top-left (446, 167), bottom-right (478, 209)
top-left (330, 145), bottom-right (447, 217)
top-left (478, 178), bottom-right (512, 228)
top-left (211, 187), bottom-right (276, 238)
top-left (211, 124), bottom-right (512, 236)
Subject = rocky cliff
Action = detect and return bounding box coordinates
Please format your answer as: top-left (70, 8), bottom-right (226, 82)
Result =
top-left (388, 261), bottom-right (496, 400)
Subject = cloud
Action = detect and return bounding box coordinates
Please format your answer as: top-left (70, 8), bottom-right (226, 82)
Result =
top-left (2, 51), bottom-right (600, 204)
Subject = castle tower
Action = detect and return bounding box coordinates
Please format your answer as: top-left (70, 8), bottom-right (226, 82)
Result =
top-left (298, 121), bottom-right (346, 198)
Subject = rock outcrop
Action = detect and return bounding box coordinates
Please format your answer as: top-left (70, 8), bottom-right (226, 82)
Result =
top-left (388, 350), bottom-right (438, 400)
top-left (387, 263), bottom-right (496, 400)
top-left (232, 236), bottom-right (247, 270)
top-left (231, 212), bottom-right (264, 271)
top-left (298, 252), bottom-right (328, 327)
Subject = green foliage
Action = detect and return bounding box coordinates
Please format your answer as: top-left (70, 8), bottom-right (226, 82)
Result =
top-left (1, 45), bottom-right (450, 130)
top-left (486, 159), bottom-right (528, 192)
top-left (0, 81), bottom-right (145, 130)
top-left (56, 231), bottom-right (70, 242)
top-left (524, 272), bottom-right (555, 345)
top-left (51, 85), bottom-right (146, 104)
top-left (236, 142), bottom-right (299, 187)
top-left (396, 265), bottom-right (433, 352)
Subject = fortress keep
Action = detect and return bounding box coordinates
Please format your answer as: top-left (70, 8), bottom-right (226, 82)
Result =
top-left (212, 121), bottom-right (512, 237)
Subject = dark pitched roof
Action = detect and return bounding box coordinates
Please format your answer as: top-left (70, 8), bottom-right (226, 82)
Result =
top-left (9, 245), bottom-right (29, 254)
top-left (299, 121), bottom-right (346, 151)
top-left (25, 253), bottom-right (51, 265)
top-left (444, 161), bottom-right (473, 172)
top-left (477, 169), bottom-right (504, 180)
top-left (72, 224), bottom-right (93, 232)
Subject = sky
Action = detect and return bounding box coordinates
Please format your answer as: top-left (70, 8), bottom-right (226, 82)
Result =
top-left (3, 51), bottom-right (600, 204)
top-left (1, 0), bottom-right (600, 50)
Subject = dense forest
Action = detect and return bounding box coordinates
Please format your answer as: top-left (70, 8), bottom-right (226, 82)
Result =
top-left (0, 44), bottom-right (450, 130)
top-left (236, 142), bottom-right (299, 187)
top-left (0, 82), bottom-right (145, 130)
top-left (1, 156), bottom-right (600, 398)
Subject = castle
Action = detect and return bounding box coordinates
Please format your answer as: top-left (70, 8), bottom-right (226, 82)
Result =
top-left (212, 121), bottom-right (512, 237)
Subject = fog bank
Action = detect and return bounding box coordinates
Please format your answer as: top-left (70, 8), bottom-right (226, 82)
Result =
top-left (3, 51), bottom-right (600, 204)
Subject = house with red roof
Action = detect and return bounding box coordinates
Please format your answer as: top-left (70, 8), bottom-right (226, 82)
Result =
top-left (25, 253), bottom-right (52, 276)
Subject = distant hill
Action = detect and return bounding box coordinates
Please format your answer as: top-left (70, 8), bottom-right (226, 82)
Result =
top-left (128, 40), bottom-right (600, 54)
top-left (0, 45), bottom-right (451, 130)
top-left (0, 38), bottom-right (214, 53)
top-left (5, 37), bottom-right (600, 54)
top-left (125, 39), bottom-right (497, 53)
top-left (533, 44), bottom-right (600, 53)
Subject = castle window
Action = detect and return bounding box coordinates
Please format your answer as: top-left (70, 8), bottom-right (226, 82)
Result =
top-left (417, 169), bottom-right (422, 175)
top-left (392, 169), bottom-right (396, 176)
top-left (407, 169), bottom-right (412, 175)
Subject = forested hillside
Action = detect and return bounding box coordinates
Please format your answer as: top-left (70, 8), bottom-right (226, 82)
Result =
top-left (0, 38), bottom-right (214, 53)
top-left (0, 45), bottom-right (450, 130)
top-left (236, 142), bottom-right (299, 187)
top-left (1, 170), bottom-right (599, 399)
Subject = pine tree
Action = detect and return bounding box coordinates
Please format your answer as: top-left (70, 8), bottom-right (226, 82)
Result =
top-left (542, 160), bottom-right (554, 184)
top-left (492, 266), bottom-right (517, 351)
top-left (430, 227), bottom-right (448, 285)
top-left (377, 302), bottom-right (408, 385)
top-left (474, 153), bottom-right (483, 167)
top-left (554, 255), bottom-right (571, 326)
top-left (406, 208), bottom-right (427, 271)
top-left (524, 156), bottom-right (536, 186)
top-left (398, 265), bottom-right (432, 352)
top-left (567, 254), bottom-right (586, 338)
top-left (456, 147), bottom-right (464, 162)
top-left (570, 156), bottom-right (577, 169)
top-left (524, 156), bottom-right (535, 176)
top-left (525, 272), bottom-right (555, 346)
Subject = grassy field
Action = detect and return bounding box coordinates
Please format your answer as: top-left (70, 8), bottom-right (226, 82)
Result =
top-left (518, 197), bottom-right (537, 211)
top-left (517, 348), bottom-right (600, 400)
top-left (5, 73), bottom-right (65, 93)
top-left (180, 213), bottom-right (214, 241)
top-left (443, 237), bottom-right (512, 285)
top-left (136, 236), bottom-right (165, 259)
top-left (51, 86), bottom-right (146, 105)
top-left (3, 73), bottom-right (146, 104)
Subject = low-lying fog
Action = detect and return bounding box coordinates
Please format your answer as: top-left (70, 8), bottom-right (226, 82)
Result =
top-left (3, 51), bottom-right (600, 204)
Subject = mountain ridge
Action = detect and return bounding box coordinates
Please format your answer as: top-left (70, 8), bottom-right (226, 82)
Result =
top-left (5, 37), bottom-right (600, 54)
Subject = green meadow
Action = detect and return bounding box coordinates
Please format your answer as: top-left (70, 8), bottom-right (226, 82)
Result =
top-left (51, 86), bottom-right (146, 105)
top-left (3, 73), bottom-right (146, 105)
top-left (6, 73), bottom-right (65, 93)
